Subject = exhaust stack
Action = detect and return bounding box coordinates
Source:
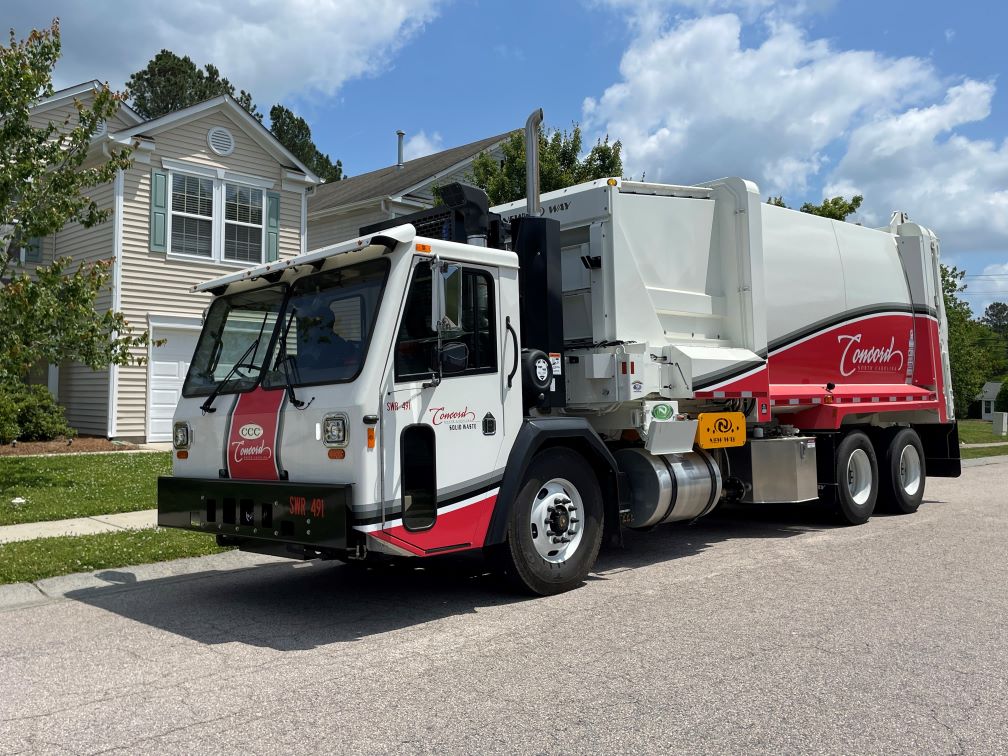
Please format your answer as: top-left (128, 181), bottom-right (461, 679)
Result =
top-left (525, 108), bottom-right (543, 216)
top-left (396, 130), bottom-right (405, 168)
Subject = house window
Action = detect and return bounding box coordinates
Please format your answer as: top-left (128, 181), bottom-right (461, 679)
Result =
top-left (164, 169), bottom-right (273, 266)
top-left (985, 401), bottom-right (993, 414)
top-left (171, 175), bottom-right (214, 257)
top-left (21, 237), bottom-right (42, 264)
top-left (223, 184), bottom-right (263, 263)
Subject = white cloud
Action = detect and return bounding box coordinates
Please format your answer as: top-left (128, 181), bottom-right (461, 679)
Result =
top-left (584, 5), bottom-right (1008, 258)
top-left (8, 1), bottom-right (442, 107)
top-left (582, 14), bottom-right (936, 194)
top-left (963, 262), bottom-right (1008, 316)
top-left (402, 130), bottom-right (444, 161)
top-left (825, 80), bottom-right (1008, 252)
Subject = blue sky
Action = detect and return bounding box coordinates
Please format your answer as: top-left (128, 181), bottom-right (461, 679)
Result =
top-left (10, 0), bottom-right (1008, 314)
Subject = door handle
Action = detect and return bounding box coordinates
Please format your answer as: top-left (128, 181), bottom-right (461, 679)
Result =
top-left (506, 316), bottom-right (519, 388)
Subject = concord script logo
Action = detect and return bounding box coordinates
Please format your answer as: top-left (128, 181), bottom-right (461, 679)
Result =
top-left (837, 333), bottom-right (904, 377)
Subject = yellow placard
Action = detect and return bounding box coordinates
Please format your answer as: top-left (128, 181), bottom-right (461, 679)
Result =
top-left (696, 412), bottom-right (746, 449)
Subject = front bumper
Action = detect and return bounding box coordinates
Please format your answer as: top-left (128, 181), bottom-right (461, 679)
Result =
top-left (158, 477), bottom-right (350, 550)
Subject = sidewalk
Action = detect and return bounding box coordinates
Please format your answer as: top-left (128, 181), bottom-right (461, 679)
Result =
top-left (0, 509), bottom-right (157, 545)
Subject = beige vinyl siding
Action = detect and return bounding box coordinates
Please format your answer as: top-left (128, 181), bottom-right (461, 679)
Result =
top-left (308, 204), bottom-right (391, 250)
top-left (48, 181), bottom-right (115, 435)
top-left (59, 363), bottom-right (110, 436)
top-left (30, 95), bottom-right (135, 134)
top-left (115, 112), bottom-right (304, 438)
top-left (53, 181), bottom-right (116, 311)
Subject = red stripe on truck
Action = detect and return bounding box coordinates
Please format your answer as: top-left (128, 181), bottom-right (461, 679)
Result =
top-left (225, 387), bottom-right (285, 480)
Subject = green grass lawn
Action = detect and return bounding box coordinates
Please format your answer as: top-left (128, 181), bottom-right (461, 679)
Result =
top-left (0, 452), bottom-right (171, 526)
top-left (0, 528), bottom-right (229, 585)
top-left (957, 419), bottom-right (1007, 445)
top-left (960, 444), bottom-right (1008, 460)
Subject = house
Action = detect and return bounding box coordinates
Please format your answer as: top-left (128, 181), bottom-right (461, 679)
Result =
top-left (23, 81), bottom-right (321, 442)
top-left (307, 130), bottom-right (514, 250)
top-left (978, 381), bottom-right (1003, 421)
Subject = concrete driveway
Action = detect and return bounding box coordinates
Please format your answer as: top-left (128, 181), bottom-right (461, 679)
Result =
top-left (1, 458), bottom-right (1005, 754)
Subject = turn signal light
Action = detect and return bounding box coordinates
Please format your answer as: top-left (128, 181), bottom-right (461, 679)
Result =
top-left (176, 450), bottom-right (189, 460)
top-left (328, 448), bottom-right (345, 460)
top-left (416, 243), bottom-right (432, 253)
top-left (367, 427), bottom-right (376, 449)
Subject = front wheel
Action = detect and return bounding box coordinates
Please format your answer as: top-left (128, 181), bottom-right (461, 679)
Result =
top-left (500, 448), bottom-right (604, 595)
top-left (834, 431), bottom-right (878, 525)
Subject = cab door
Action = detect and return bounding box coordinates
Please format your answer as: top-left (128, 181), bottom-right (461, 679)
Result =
top-left (378, 257), bottom-right (514, 554)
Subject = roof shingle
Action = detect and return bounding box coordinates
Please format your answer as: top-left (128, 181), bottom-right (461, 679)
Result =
top-left (308, 130), bottom-right (515, 214)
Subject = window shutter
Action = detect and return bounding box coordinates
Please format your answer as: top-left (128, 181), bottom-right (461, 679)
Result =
top-left (266, 192), bottom-right (280, 262)
top-left (24, 237), bottom-right (42, 263)
top-left (149, 169), bottom-right (168, 252)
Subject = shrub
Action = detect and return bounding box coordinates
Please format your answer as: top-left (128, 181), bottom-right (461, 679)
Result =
top-left (0, 381), bottom-right (74, 443)
top-left (0, 392), bottom-right (18, 444)
top-left (996, 382), bottom-right (1008, 413)
top-left (14, 384), bottom-right (73, 441)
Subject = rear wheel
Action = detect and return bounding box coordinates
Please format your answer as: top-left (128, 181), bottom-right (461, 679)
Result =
top-left (834, 431), bottom-right (878, 525)
top-left (500, 448), bottom-right (604, 595)
top-left (878, 428), bottom-right (925, 514)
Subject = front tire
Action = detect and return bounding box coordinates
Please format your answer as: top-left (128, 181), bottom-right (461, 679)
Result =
top-left (834, 431), bottom-right (878, 525)
top-left (878, 428), bottom-right (925, 514)
top-left (500, 448), bottom-right (604, 595)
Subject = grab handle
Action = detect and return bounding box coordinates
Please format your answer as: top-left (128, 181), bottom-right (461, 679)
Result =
top-left (506, 316), bottom-right (519, 389)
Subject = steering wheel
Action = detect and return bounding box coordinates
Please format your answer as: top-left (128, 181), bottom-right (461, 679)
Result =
top-left (230, 362), bottom-right (261, 379)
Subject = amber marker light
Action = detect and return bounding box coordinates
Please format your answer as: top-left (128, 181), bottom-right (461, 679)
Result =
top-left (607, 178), bottom-right (618, 186)
top-left (176, 450), bottom-right (189, 459)
top-left (328, 448), bottom-right (346, 460)
top-left (416, 243), bottom-right (432, 253)
top-left (367, 427), bottom-right (376, 449)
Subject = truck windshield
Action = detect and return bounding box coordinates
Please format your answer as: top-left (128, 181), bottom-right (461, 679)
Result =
top-left (262, 258), bottom-right (389, 388)
top-left (182, 285), bottom-right (286, 397)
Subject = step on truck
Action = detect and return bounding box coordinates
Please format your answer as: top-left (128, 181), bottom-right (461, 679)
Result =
top-left (158, 109), bottom-right (961, 595)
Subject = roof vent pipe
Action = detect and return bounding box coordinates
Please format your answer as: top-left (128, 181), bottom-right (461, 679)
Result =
top-left (525, 108), bottom-right (543, 216)
top-left (396, 130), bottom-right (405, 168)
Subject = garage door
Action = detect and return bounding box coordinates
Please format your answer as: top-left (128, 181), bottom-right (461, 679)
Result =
top-left (148, 327), bottom-right (199, 442)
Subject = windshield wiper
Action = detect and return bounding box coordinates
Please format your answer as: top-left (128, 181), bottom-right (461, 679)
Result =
top-left (275, 314), bottom-right (309, 410)
top-left (200, 338), bottom-right (261, 414)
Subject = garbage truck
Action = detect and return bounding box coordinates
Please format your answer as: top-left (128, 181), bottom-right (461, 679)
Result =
top-left (158, 109), bottom-right (960, 595)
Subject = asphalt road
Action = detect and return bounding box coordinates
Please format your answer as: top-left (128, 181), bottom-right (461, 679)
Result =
top-left (1, 458), bottom-right (1006, 755)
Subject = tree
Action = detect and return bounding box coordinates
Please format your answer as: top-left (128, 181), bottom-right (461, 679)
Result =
top-left (981, 301), bottom-right (1008, 337)
top-left (941, 265), bottom-right (998, 417)
top-left (800, 194), bottom-right (862, 220)
top-left (268, 105), bottom-right (343, 182)
top-left (1, 20), bottom-right (149, 383)
top-left (126, 50), bottom-right (262, 122)
top-left (764, 194), bottom-right (863, 221)
top-left (996, 381), bottom-right (1008, 413)
top-left (469, 125), bottom-right (622, 206)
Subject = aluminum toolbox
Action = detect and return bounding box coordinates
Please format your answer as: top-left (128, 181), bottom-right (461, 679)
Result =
top-left (729, 437), bottom-right (818, 503)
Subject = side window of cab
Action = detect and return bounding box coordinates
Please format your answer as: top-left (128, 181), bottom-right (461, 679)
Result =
top-left (395, 261), bottom-right (497, 381)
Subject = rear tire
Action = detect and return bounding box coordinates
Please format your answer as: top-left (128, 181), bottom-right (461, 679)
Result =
top-left (834, 431), bottom-right (878, 525)
top-left (878, 428), bottom-right (925, 514)
top-left (500, 448), bottom-right (604, 596)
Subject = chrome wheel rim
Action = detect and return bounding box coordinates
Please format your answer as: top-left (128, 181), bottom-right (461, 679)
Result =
top-left (529, 477), bottom-right (584, 563)
top-left (847, 448), bottom-right (872, 506)
top-left (898, 444), bottom-right (922, 496)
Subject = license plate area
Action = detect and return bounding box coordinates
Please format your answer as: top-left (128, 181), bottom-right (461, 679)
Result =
top-left (158, 477), bottom-right (349, 548)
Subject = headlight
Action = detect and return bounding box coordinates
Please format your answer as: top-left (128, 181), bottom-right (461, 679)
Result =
top-left (173, 422), bottom-right (191, 449)
top-left (322, 414), bottom-right (348, 447)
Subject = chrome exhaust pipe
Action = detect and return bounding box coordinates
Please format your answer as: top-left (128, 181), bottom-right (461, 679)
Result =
top-left (525, 108), bottom-right (543, 217)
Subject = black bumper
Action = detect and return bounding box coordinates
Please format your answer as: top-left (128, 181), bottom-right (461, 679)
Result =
top-left (158, 477), bottom-right (350, 550)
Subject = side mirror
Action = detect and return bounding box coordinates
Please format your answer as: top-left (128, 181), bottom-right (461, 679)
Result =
top-left (440, 341), bottom-right (469, 374)
top-left (431, 260), bottom-right (462, 334)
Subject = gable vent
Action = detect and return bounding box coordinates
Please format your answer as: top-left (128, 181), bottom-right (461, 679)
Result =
top-left (207, 126), bottom-right (235, 156)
